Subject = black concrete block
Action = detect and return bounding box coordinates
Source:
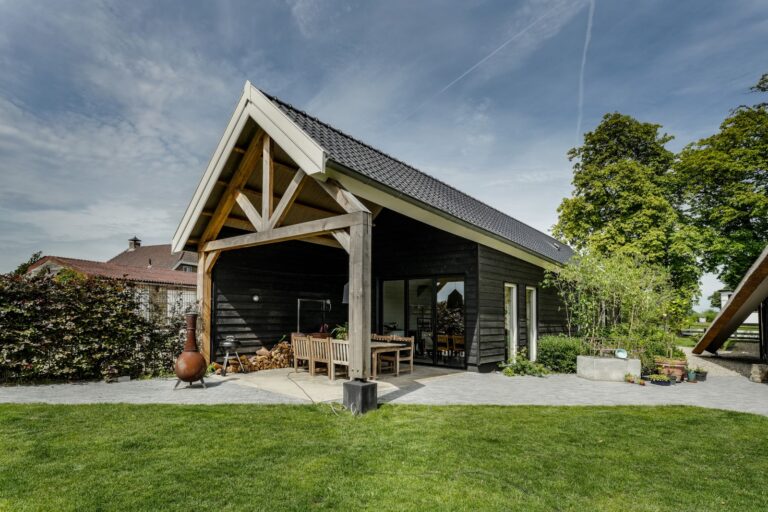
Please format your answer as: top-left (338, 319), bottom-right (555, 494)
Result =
top-left (343, 379), bottom-right (378, 414)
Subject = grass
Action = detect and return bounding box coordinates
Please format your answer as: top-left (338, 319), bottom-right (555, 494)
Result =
top-left (1, 404), bottom-right (766, 511)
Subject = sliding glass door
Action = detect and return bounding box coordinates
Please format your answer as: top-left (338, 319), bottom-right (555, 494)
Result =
top-left (380, 276), bottom-right (465, 368)
top-left (409, 278), bottom-right (434, 364)
top-left (435, 277), bottom-right (465, 367)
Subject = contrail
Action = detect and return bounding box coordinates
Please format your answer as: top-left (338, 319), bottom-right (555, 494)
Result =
top-left (393, 2), bottom-right (569, 128)
top-left (576, 0), bottom-right (596, 140)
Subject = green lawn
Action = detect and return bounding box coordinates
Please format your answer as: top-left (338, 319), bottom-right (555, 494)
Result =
top-left (1, 404), bottom-right (766, 511)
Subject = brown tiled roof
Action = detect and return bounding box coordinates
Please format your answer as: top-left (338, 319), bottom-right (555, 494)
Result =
top-left (108, 244), bottom-right (197, 270)
top-left (29, 256), bottom-right (197, 287)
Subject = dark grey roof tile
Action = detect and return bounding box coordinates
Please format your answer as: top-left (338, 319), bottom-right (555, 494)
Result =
top-left (264, 92), bottom-right (572, 264)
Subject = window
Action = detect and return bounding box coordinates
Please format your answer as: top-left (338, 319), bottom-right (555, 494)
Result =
top-left (526, 286), bottom-right (538, 361)
top-left (504, 283), bottom-right (517, 361)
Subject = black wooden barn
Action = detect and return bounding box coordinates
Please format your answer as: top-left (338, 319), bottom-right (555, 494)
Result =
top-left (173, 82), bottom-right (572, 375)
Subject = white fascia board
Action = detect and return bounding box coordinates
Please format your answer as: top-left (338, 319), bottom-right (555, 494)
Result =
top-left (245, 84), bottom-right (326, 176)
top-left (171, 81), bottom-right (327, 253)
top-left (326, 167), bottom-right (560, 271)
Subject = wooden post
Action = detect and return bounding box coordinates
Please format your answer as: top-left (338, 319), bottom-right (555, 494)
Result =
top-left (347, 211), bottom-right (372, 379)
top-left (262, 135), bottom-right (273, 221)
top-left (760, 298), bottom-right (768, 363)
top-left (197, 251), bottom-right (213, 363)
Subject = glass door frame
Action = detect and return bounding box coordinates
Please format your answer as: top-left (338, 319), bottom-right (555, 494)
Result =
top-left (377, 273), bottom-right (467, 368)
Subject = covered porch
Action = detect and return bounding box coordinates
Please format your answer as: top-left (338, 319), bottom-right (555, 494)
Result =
top-left (174, 86), bottom-right (476, 386)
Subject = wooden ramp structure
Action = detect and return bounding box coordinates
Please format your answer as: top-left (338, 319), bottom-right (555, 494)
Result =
top-left (693, 245), bottom-right (768, 362)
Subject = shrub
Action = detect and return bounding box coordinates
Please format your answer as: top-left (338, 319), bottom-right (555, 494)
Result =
top-left (537, 335), bottom-right (587, 373)
top-left (500, 349), bottom-right (550, 377)
top-left (544, 252), bottom-right (679, 343)
top-left (0, 272), bottom-right (184, 382)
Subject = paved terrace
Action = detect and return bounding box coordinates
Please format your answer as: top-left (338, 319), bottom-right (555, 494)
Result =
top-left (1, 365), bottom-right (766, 416)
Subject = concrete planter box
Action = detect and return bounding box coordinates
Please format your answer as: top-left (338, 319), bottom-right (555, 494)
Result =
top-left (577, 355), bottom-right (641, 382)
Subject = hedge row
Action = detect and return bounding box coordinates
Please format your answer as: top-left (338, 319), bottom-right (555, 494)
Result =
top-left (0, 272), bottom-right (183, 382)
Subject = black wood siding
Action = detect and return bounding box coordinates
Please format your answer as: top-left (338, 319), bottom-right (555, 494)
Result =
top-left (477, 244), bottom-right (567, 369)
top-left (212, 241), bottom-right (348, 357)
top-left (372, 210), bottom-right (479, 368)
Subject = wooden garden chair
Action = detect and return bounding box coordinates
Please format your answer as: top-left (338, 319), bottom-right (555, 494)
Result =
top-left (329, 339), bottom-right (350, 381)
top-left (380, 335), bottom-right (415, 376)
top-left (452, 335), bottom-right (465, 356)
top-left (291, 333), bottom-right (311, 372)
top-left (309, 336), bottom-right (331, 377)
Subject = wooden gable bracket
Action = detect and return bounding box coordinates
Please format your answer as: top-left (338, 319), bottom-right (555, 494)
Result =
top-left (268, 168), bottom-right (307, 230)
top-left (316, 178), bottom-right (370, 214)
top-left (199, 128), bottom-right (266, 246)
top-left (235, 190), bottom-right (263, 231)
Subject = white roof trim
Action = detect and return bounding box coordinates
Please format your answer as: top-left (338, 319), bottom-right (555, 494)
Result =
top-left (171, 81), bottom-right (327, 253)
top-left (326, 168), bottom-right (559, 271)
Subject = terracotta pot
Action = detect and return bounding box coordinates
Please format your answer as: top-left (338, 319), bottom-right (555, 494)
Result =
top-left (175, 313), bottom-right (207, 382)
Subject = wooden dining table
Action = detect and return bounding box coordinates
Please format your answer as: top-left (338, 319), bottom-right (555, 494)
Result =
top-left (370, 341), bottom-right (407, 380)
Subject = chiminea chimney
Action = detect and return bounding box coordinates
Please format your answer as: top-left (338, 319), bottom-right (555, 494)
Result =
top-left (128, 236), bottom-right (141, 251)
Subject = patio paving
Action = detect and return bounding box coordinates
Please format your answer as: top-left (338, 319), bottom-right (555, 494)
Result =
top-left (1, 366), bottom-right (766, 416)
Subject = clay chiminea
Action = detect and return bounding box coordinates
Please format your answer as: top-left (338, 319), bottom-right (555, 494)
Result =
top-left (174, 313), bottom-right (207, 389)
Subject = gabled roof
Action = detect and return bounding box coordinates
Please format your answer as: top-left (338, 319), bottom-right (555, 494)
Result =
top-left (28, 256), bottom-right (197, 287)
top-left (264, 93), bottom-right (572, 264)
top-left (173, 82), bottom-right (572, 265)
top-left (694, 245), bottom-right (768, 355)
top-left (109, 244), bottom-right (197, 270)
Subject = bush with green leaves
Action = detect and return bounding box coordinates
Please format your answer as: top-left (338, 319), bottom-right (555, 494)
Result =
top-left (500, 349), bottom-right (550, 377)
top-left (0, 271), bottom-right (184, 382)
top-left (544, 252), bottom-right (678, 345)
top-left (536, 335), bottom-right (588, 373)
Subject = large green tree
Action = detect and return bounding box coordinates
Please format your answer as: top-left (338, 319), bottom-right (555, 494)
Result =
top-left (554, 113), bottom-right (701, 313)
top-left (675, 77), bottom-right (768, 288)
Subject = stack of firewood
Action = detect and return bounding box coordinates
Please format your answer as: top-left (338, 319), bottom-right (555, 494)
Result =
top-left (212, 341), bottom-right (293, 374)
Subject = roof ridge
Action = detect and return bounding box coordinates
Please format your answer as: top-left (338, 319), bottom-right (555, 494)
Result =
top-left (262, 90), bottom-right (564, 248)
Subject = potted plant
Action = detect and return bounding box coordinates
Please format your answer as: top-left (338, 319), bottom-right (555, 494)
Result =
top-left (624, 373), bottom-right (636, 384)
top-left (654, 355), bottom-right (687, 382)
top-left (649, 374), bottom-right (671, 386)
top-left (331, 323), bottom-right (349, 340)
top-left (686, 367), bottom-right (697, 382)
top-left (695, 367), bottom-right (708, 381)
top-left (637, 378), bottom-right (646, 386)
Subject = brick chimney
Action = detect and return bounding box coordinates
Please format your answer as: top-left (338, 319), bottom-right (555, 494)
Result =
top-left (128, 236), bottom-right (141, 251)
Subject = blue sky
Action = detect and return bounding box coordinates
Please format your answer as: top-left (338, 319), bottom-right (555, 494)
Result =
top-left (1, 0), bottom-right (766, 308)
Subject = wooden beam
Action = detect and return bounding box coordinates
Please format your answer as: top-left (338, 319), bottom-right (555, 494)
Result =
top-left (232, 147), bottom-right (246, 154)
top-left (331, 229), bottom-right (350, 253)
top-left (200, 129), bottom-right (265, 245)
top-left (316, 178), bottom-right (370, 214)
top-left (203, 212), bottom-right (364, 253)
top-left (262, 135), bottom-right (274, 222)
top-left (348, 212), bottom-right (372, 379)
top-left (241, 188), bottom-right (340, 219)
top-left (204, 251), bottom-right (220, 274)
top-left (197, 251), bottom-right (212, 363)
top-left (268, 169), bottom-right (306, 229)
top-left (303, 236), bottom-right (343, 249)
top-left (235, 190), bottom-right (263, 231)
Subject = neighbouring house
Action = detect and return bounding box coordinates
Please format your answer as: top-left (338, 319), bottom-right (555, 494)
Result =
top-left (109, 236), bottom-right (198, 272)
top-left (694, 245), bottom-right (768, 364)
top-left (27, 238), bottom-right (197, 318)
top-left (172, 81), bottom-right (573, 376)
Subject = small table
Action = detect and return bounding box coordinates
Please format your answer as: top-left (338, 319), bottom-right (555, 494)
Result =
top-left (370, 341), bottom-right (407, 380)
